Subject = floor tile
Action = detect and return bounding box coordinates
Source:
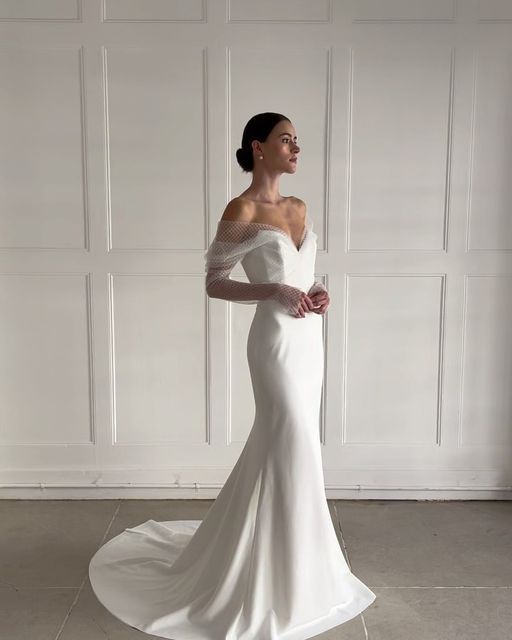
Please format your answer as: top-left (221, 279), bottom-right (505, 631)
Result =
top-left (0, 585), bottom-right (77, 640)
top-left (0, 500), bottom-right (119, 588)
top-left (336, 500), bottom-right (512, 587)
top-left (365, 586), bottom-right (512, 639)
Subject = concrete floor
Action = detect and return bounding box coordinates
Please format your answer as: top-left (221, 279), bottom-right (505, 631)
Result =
top-left (0, 499), bottom-right (511, 639)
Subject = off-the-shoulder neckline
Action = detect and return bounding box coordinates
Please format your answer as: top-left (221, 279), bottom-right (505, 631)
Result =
top-left (218, 212), bottom-right (310, 252)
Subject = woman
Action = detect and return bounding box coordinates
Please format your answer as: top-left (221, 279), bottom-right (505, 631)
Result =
top-left (89, 112), bottom-right (376, 639)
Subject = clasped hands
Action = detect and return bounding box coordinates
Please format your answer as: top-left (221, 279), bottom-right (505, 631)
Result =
top-left (294, 288), bottom-right (330, 318)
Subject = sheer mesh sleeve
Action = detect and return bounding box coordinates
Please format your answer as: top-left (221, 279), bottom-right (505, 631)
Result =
top-left (204, 219), bottom-right (306, 315)
top-left (307, 281), bottom-right (328, 297)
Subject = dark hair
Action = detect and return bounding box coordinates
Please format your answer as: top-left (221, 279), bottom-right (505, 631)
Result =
top-left (236, 112), bottom-right (291, 173)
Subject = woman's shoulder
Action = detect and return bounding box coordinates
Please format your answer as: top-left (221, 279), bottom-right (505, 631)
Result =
top-left (289, 195), bottom-right (306, 210)
top-left (219, 197), bottom-right (256, 224)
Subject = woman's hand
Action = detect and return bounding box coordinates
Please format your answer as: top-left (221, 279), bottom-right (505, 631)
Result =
top-left (272, 283), bottom-right (313, 318)
top-left (308, 290), bottom-right (330, 315)
top-left (272, 283), bottom-right (328, 318)
top-left (293, 291), bottom-right (316, 318)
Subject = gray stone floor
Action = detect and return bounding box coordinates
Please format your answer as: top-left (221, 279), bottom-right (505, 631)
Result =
top-left (0, 499), bottom-right (511, 639)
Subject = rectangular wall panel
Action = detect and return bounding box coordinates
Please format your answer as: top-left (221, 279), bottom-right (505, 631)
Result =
top-left (104, 0), bottom-right (204, 22)
top-left (467, 45), bottom-right (512, 251)
top-left (344, 275), bottom-right (443, 445)
top-left (0, 274), bottom-right (92, 444)
top-left (105, 46), bottom-right (206, 250)
top-left (460, 276), bottom-right (512, 446)
top-left (111, 274), bottom-right (207, 444)
top-left (0, 47), bottom-right (86, 248)
top-left (351, 0), bottom-right (456, 22)
top-left (349, 41), bottom-right (452, 251)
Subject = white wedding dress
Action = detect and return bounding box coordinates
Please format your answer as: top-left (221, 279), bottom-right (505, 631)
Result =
top-left (88, 212), bottom-right (376, 639)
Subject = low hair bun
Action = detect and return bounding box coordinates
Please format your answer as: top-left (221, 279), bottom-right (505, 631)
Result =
top-left (236, 146), bottom-right (253, 173)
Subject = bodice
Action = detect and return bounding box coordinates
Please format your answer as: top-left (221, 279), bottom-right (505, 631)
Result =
top-left (241, 227), bottom-right (318, 293)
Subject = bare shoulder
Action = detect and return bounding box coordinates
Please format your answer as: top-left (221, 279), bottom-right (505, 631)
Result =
top-left (290, 196), bottom-right (306, 219)
top-left (220, 197), bottom-right (256, 223)
top-left (290, 196), bottom-right (306, 209)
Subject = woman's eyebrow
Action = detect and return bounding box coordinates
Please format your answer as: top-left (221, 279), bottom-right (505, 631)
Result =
top-left (279, 133), bottom-right (298, 139)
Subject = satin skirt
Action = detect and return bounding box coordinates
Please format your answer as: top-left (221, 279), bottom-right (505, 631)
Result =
top-left (88, 301), bottom-right (376, 639)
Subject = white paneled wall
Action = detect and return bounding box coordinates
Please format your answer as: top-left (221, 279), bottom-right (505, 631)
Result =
top-left (0, 0), bottom-right (510, 499)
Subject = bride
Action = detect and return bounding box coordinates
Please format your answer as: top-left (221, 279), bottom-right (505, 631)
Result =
top-left (89, 112), bottom-right (376, 639)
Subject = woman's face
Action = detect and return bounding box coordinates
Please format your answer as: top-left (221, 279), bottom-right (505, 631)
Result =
top-left (255, 120), bottom-right (300, 173)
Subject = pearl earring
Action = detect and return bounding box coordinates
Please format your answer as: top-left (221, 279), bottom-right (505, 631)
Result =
top-left (259, 156), bottom-right (263, 159)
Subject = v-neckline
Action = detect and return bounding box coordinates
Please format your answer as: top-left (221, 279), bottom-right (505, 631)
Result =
top-left (245, 214), bottom-right (308, 252)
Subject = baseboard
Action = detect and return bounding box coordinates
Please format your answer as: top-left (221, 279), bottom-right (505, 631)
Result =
top-left (0, 483), bottom-right (511, 500)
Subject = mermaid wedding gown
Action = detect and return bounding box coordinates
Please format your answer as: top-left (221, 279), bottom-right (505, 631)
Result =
top-left (88, 212), bottom-right (376, 639)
